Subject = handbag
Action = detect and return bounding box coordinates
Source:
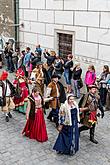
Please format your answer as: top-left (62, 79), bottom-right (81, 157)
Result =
top-left (77, 78), bottom-right (83, 89)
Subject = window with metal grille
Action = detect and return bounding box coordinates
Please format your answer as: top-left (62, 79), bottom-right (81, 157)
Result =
top-left (57, 33), bottom-right (72, 58)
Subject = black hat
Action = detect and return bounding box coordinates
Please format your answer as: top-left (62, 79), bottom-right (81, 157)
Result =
top-left (36, 61), bottom-right (44, 65)
top-left (51, 74), bottom-right (60, 79)
top-left (88, 84), bottom-right (98, 89)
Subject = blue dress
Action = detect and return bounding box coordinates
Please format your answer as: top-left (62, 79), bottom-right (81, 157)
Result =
top-left (53, 108), bottom-right (79, 155)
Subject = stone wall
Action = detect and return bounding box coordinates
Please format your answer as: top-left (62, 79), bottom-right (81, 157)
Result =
top-left (0, 0), bottom-right (15, 38)
top-left (19, 0), bottom-right (110, 70)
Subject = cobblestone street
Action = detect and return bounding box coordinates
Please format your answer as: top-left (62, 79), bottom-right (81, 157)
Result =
top-left (0, 72), bottom-right (110, 165)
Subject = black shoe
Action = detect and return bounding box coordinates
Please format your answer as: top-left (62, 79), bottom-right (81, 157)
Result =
top-left (8, 112), bottom-right (12, 118)
top-left (57, 151), bottom-right (63, 155)
top-left (90, 138), bottom-right (98, 144)
top-left (5, 116), bottom-right (9, 122)
top-left (47, 116), bottom-right (52, 122)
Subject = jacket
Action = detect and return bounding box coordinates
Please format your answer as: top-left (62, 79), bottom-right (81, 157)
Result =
top-left (80, 92), bottom-right (104, 127)
top-left (85, 71), bottom-right (96, 85)
top-left (46, 81), bottom-right (60, 109)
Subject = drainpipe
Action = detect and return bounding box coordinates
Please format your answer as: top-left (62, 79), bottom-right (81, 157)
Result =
top-left (14, 0), bottom-right (19, 48)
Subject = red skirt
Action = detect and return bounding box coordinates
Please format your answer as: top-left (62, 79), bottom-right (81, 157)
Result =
top-left (22, 108), bottom-right (48, 142)
top-left (22, 118), bottom-right (34, 137)
top-left (88, 111), bottom-right (97, 125)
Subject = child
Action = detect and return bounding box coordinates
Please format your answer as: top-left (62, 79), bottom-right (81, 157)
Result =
top-left (85, 65), bottom-right (96, 91)
top-left (22, 87), bottom-right (48, 142)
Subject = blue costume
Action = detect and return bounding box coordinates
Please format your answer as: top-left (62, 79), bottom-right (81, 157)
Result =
top-left (53, 100), bottom-right (79, 155)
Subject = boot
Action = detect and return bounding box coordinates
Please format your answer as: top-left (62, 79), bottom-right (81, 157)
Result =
top-left (47, 111), bottom-right (53, 122)
top-left (8, 112), bottom-right (12, 118)
top-left (90, 127), bottom-right (98, 144)
top-left (5, 116), bottom-right (9, 122)
top-left (54, 117), bottom-right (59, 127)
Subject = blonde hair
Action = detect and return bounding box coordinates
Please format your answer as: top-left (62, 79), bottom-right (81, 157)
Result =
top-left (50, 51), bottom-right (56, 56)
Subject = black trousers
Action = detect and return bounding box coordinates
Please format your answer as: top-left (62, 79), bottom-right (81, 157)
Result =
top-left (99, 87), bottom-right (107, 106)
top-left (79, 124), bottom-right (96, 138)
top-left (22, 65), bottom-right (28, 78)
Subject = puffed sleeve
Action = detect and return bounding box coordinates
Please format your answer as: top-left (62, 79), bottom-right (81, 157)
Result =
top-left (13, 79), bottom-right (18, 87)
top-left (45, 82), bottom-right (52, 97)
top-left (26, 99), bottom-right (31, 119)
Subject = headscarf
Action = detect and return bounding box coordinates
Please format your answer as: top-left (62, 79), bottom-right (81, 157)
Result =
top-left (16, 68), bottom-right (25, 78)
top-left (59, 94), bottom-right (80, 126)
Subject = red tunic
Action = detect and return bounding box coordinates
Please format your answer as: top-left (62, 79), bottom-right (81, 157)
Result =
top-left (13, 79), bottom-right (29, 106)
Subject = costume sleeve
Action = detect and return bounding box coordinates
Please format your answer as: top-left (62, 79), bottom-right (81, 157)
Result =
top-left (81, 93), bottom-right (89, 108)
top-left (45, 87), bottom-right (52, 97)
top-left (26, 99), bottom-right (31, 118)
top-left (32, 68), bottom-right (37, 72)
top-left (45, 83), bottom-right (52, 97)
top-left (13, 79), bottom-right (18, 84)
top-left (59, 104), bottom-right (65, 125)
top-left (74, 101), bottom-right (80, 123)
top-left (30, 72), bottom-right (36, 80)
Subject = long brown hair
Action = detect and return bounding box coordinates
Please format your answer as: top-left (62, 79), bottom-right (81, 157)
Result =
top-left (103, 65), bottom-right (109, 73)
top-left (88, 65), bottom-right (95, 72)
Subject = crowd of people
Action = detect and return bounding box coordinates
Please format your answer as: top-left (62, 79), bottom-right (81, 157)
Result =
top-left (0, 42), bottom-right (110, 156)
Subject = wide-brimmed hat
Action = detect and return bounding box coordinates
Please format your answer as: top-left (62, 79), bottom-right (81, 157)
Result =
top-left (88, 84), bottom-right (98, 89)
top-left (16, 68), bottom-right (25, 77)
top-left (51, 74), bottom-right (60, 79)
top-left (36, 61), bottom-right (44, 65)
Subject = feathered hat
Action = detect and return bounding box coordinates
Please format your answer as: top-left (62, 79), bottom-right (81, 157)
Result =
top-left (16, 68), bottom-right (25, 78)
top-left (0, 70), bottom-right (8, 80)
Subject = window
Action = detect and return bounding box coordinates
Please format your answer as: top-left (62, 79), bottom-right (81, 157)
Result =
top-left (55, 30), bottom-right (74, 58)
top-left (58, 33), bottom-right (72, 57)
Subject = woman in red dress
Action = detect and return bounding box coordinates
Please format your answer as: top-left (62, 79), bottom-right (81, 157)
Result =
top-left (22, 87), bottom-right (48, 142)
top-left (13, 68), bottom-right (29, 113)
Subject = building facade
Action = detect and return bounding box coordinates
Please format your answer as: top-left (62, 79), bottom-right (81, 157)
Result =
top-left (19, 0), bottom-right (110, 66)
top-left (0, 0), bottom-right (15, 48)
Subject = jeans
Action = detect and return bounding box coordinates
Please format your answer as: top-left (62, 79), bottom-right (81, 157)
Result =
top-left (6, 57), bottom-right (14, 71)
top-left (73, 80), bottom-right (80, 98)
top-left (22, 65), bottom-right (28, 78)
top-left (64, 70), bottom-right (71, 85)
top-left (13, 63), bottom-right (18, 71)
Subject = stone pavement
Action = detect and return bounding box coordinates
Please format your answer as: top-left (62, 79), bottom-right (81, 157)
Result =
top-left (0, 71), bottom-right (110, 165)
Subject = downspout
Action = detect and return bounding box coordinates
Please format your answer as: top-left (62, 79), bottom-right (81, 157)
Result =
top-left (14, 0), bottom-right (19, 48)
